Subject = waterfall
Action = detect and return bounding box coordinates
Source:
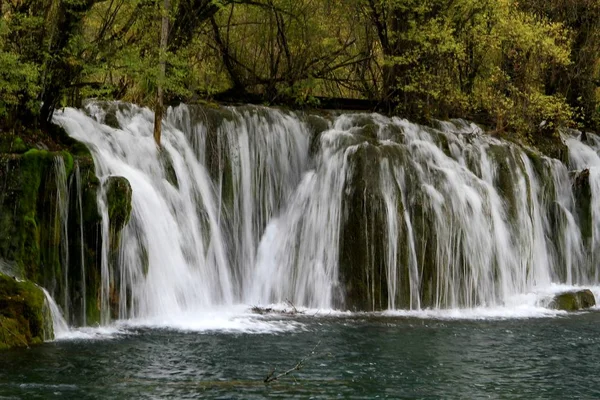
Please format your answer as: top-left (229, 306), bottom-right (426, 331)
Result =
top-left (53, 102), bottom-right (600, 319)
top-left (74, 162), bottom-right (87, 325)
top-left (250, 128), bottom-right (351, 308)
top-left (55, 103), bottom-right (311, 319)
top-left (564, 131), bottom-right (600, 281)
top-left (42, 288), bottom-right (69, 338)
top-left (53, 156), bottom-right (70, 321)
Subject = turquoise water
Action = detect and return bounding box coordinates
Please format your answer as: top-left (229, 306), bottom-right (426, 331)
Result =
top-left (1, 312), bottom-right (600, 399)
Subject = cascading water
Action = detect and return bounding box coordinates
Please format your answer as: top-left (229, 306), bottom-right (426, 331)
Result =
top-left (55, 103), bottom-right (311, 321)
top-left (564, 131), bottom-right (600, 282)
top-left (53, 156), bottom-right (70, 322)
top-left (42, 288), bottom-right (69, 338)
top-left (73, 162), bottom-right (87, 326)
top-left (52, 102), bottom-right (600, 321)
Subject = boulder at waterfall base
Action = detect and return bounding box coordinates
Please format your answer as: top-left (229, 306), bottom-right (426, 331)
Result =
top-left (0, 273), bottom-right (53, 349)
top-left (550, 289), bottom-right (596, 311)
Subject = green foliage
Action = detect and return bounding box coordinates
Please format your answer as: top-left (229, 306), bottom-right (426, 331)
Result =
top-left (0, 0), bottom-right (598, 137)
top-left (0, 51), bottom-right (40, 120)
top-left (362, 0), bottom-right (576, 137)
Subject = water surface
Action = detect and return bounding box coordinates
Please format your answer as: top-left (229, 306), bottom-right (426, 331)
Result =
top-left (2, 311), bottom-right (600, 399)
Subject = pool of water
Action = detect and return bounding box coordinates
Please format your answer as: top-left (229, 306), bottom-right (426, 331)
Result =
top-left (2, 311), bottom-right (600, 399)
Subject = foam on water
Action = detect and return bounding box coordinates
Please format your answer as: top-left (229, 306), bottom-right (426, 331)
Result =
top-left (117, 305), bottom-right (306, 334)
top-left (382, 306), bottom-right (565, 320)
top-left (41, 288), bottom-right (69, 337)
top-left (383, 284), bottom-right (600, 320)
top-left (54, 325), bottom-right (129, 341)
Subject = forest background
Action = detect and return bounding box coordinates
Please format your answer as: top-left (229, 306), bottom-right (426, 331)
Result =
top-left (1, 0), bottom-right (599, 143)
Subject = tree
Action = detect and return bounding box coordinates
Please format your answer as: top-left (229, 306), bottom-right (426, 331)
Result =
top-left (519, 0), bottom-right (600, 131)
top-left (1, 0), bottom-right (102, 130)
top-left (154, 0), bottom-right (170, 147)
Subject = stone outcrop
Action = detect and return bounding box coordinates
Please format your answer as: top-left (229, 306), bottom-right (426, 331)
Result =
top-left (550, 289), bottom-right (596, 311)
top-left (0, 130), bottom-right (133, 330)
top-left (0, 273), bottom-right (53, 349)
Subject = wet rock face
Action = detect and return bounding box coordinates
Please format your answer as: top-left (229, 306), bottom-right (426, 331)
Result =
top-left (573, 169), bottom-right (592, 243)
top-left (105, 176), bottom-right (133, 233)
top-left (550, 289), bottom-right (596, 311)
top-left (0, 273), bottom-right (53, 349)
top-left (530, 133), bottom-right (569, 165)
top-left (0, 150), bottom-right (103, 326)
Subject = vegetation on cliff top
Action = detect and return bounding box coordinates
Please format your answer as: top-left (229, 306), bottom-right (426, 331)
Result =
top-left (0, 0), bottom-right (598, 143)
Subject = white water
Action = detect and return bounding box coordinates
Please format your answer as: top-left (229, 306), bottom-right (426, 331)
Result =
top-left (51, 103), bottom-right (600, 326)
top-left (53, 156), bottom-right (71, 322)
top-left (74, 162), bottom-right (87, 326)
top-left (42, 288), bottom-right (69, 338)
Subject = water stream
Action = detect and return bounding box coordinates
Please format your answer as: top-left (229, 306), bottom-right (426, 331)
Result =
top-left (48, 102), bottom-right (600, 325)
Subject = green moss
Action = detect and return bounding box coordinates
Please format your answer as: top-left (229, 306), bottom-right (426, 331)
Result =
top-left (550, 289), bottom-right (596, 311)
top-left (411, 191), bottom-right (439, 308)
top-left (72, 161), bottom-right (103, 326)
top-left (85, 264), bottom-right (101, 325)
top-left (0, 133), bottom-right (28, 154)
top-left (0, 150), bottom-right (52, 281)
top-left (573, 169), bottom-right (592, 243)
top-left (530, 133), bottom-right (569, 164)
top-left (0, 273), bottom-right (53, 350)
top-left (61, 151), bottom-right (74, 177)
top-left (339, 144), bottom-right (389, 311)
top-left (1, 148), bottom-right (104, 327)
top-left (487, 144), bottom-right (520, 222)
top-left (106, 176), bottom-right (133, 234)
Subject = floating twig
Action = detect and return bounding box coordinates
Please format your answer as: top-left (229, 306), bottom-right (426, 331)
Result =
top-left (264, 340), bottom-right (322, 383)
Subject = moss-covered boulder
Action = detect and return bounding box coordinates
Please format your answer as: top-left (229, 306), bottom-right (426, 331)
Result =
top-left (105, 176), bottom-right (133, 233)
top-left (550, 289), bottom-right (596, 311)
top-left (0, 273), bottom-right (53, 350)
top-left (0, 150), bottom-right (103, 326)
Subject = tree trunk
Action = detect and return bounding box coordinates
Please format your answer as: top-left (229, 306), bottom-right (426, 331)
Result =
top-left (154, 0), bottom-right (170, 147)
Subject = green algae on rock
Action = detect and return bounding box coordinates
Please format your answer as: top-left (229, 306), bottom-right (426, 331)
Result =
top-left (0, 148), bottom-right (104, 326)
top-left (550, 289), bottom-right (596, 311)
top-left (105, 176), bottom-right (133, 234)
top-left (0, 273), bottom-right (53, 350)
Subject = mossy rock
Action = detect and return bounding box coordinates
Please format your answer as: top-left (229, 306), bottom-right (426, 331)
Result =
top-left (0, 140), bottom-right (103, 327)
top-left (486, 144), bottom-right (524, 223)
top-left (0, 150), bottom-right (54, 281)
top-left (105, 176), bottom-right (133, 233)
top-left (339, 144), bottom-right (389, 311)
top-left (529, 133), bottom-right (569, 164)
top-left (306, 114), bottom-right (331, 157)
top-left (550, 289), bottom-right (596, 311)
top-left (573, 169), bottom-right (592, 243)
top-left (0, 273), bottom-right (53, 350)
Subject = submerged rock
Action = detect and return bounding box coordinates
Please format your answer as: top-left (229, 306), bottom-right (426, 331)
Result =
top-left (550, 289), bottom-right (596, 311)
top-left (0, 273), bottom-right (53, 349)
